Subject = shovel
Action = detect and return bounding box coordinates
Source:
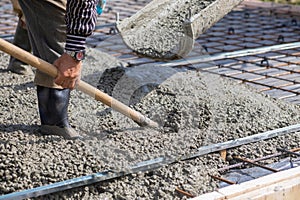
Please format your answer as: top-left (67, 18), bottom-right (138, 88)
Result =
top-left (0, 38), bottom-right (158, 128)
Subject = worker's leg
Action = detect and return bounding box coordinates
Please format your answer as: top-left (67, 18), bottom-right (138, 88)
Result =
top-left (36, 85), bottom-right (79, 139)
top-left (8, 19), bottom-right (33, 75)
top-left (18, 0), bottom-right (80, 139)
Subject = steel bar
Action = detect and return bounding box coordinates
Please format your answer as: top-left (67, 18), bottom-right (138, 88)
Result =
top-left (218, 148), bottom-right (300, 172)
top-left (214, 64), bottom-right (297, 85)
top-left (122, 47), bottom-right (300, 98)
top-left (243, 59), bottom-right (300, 74)
top-left (147, 42), bottom-right (300, 68)
top-left (211, 56), bottom-right (300, 79)
top-left (214, 70), bottom-right (300, 95)
top-left (278, 93), bottom-right (297, 100)
top-left (2, 124), bottom-right (300, 199)
top-left (134, 50), bottom-right (300, 97)
top-left (219, 153), bottom-right (282, 172)
top-left (175, 187), bottom-right (196, 198)
top-left (201, 68), bottom-right (300, 95)
top-left (233, 156), bottom-right (279, 172)
top-left (206, 57), bottom-right (300, 77)
top-left (210, 175), bottom-right (236, 185)
top-left (277, 147), bottom-right (300, 157)
top-left (220, 65), bottom-right (291, 78)
top-left (184, 124), bottom-right (300, 161)
top-left (210, 63), bottom-right (300, 94)
top-left (0, 157), bottom-right (166, 200)
top-left (0, 171), bottom-right (118, 200)
top-left (228, 76), bottom-right (300, 95)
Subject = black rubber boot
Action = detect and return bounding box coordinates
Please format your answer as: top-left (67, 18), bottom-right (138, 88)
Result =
top-left (8, 20), bottom-right (33, 75)
top-left (37, 85), bottom-right (81, 139)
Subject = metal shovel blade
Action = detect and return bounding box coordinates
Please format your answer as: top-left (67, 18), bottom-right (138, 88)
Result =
top-left (116, 0), bottom-right (243, 61)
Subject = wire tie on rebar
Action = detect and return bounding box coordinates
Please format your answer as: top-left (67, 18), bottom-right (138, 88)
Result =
top-left (228, 27), bottom-right (235, 35)
top-left (292, 19), bottom-right (297, 26)
top-left (260, 57), bottom-right (270, 67)
top-left (109, 27), bottom-right (117, 35)
top-left (277, 35), bottom-right (285, 43)
top-left (107, 7), bottom-right (113, 13)
top-left (244, 12), bottom-right (250, 19)
top-left (202, 45), bottom-right (208, 52)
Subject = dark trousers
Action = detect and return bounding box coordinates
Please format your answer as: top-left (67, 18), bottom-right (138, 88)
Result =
top-left (18, 0), bottom-right (67, 88)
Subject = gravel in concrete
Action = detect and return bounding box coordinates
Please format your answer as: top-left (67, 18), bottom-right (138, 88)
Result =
top-left (1, 47), bottom-right (300, 199)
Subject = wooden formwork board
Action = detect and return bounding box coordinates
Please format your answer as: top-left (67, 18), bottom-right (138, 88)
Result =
top-left (193, 166), bottom-right (300, 200)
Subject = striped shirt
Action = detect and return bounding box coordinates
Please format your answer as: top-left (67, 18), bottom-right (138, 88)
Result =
top-left (65, 0), bottom-right (98, 51)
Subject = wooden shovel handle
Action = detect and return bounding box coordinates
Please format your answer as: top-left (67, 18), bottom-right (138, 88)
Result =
top-left (0, 38), bottom-right (158, 128)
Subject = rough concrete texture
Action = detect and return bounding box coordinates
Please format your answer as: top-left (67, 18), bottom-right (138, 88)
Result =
top-left (117, 0), bottom-right (242, 60)
top-left (118, 0), bottom-right (217, 59)
top-left (1, 47), bottom-right (300, 199)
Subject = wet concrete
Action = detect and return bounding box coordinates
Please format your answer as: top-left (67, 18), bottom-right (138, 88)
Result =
top-left (117, 0), bottom-right (242, 60)
top-left (1, 47), bottom-right (300, 199)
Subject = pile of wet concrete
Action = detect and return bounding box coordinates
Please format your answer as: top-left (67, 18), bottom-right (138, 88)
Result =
top-left (118, 0), bottom-right (219, 59)
top-left (1, 47), bottom-right (300, 199)
top-left (118, 0), bottom-right (242, 60)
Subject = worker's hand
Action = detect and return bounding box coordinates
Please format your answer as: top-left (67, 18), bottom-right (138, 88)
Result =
top-left (53, 53), bottom-right (82, 89)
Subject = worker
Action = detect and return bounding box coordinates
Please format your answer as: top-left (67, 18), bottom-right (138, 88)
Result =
top-left (17, 0), bottom-right (103, 139)
top-left (8, 0), bottom-right (32, 75)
